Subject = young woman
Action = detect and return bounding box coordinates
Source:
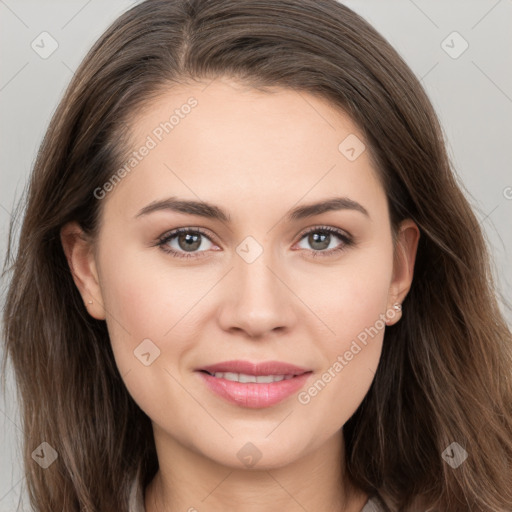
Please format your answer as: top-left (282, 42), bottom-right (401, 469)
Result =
top-left (2, 0), bottom-right (511, 511)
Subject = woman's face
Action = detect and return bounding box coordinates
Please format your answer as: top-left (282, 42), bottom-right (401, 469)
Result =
top-left (65, 77), bottom-right (418, 470)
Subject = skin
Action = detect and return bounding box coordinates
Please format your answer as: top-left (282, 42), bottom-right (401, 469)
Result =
top-left (61, 77), bottom-right (419, 512)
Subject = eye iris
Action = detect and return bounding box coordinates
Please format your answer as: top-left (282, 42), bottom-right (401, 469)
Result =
top-left (309, 232), bottom-right (330, 250)
top-left (178, 232), bottom-right (201, 252)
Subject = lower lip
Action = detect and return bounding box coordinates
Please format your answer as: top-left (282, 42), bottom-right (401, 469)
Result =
top-left (197, 371), bottom-right (312, 408)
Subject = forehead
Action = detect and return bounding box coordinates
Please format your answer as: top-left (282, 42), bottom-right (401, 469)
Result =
top-left (102, 77), bottom-right (386, 222)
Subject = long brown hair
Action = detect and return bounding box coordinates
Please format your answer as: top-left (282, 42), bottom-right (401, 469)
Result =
top-left (2, 0), bottom-right (512, 510)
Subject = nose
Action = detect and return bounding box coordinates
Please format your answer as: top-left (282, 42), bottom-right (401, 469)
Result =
top-left (217, 245), bottom-right (297, 338)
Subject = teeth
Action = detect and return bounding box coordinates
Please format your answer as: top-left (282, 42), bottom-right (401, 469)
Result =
top-left (211, 372), bottom-right (295, 383)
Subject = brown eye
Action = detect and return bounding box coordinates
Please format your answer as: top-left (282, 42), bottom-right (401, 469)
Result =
top-left (157, 228), bottom-right (216, 259)
top-left (306, 231), bottom-right (331, 251)
top-left (176, 232), bottom-right (202, 252)
top-left (296, 226), bottom-right (353, 257)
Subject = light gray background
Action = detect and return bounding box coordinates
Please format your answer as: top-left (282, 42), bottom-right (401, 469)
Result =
top-left (1, 1), bottom-right (511, 509)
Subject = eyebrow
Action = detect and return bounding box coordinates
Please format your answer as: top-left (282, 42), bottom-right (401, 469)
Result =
top-left (135, 196), bottom-right (370, 222)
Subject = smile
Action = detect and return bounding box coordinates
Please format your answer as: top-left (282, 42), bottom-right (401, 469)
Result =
top-left (196, 368), bottom-right (313, 409)
top-left (203, 371), bottom-right (297, 383)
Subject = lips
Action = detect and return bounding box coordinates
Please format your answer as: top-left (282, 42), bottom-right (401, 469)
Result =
top-left (198, 360), bottom-right (311, 376)
top-left (196, 360), bottom-right (313, 408)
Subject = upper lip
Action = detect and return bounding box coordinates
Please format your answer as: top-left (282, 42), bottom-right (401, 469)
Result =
top-left (198, 360), bottom-right (311, 376)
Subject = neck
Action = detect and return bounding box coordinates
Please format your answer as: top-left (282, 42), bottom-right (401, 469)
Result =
top-left (144, 427), bottom-right (368, 512)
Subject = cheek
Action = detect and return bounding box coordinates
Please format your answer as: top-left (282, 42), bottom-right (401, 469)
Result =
top-left (96, 254), bottom-right (193, 418)
top-left (297, 294), bottom-right (386, 436)
top-left (98, 243), bottom-right (206, 341)
top-left (303, 245), bottom-right (393, 342)
top-left (295, 246), bottom-right (392, 418)
top-left (97, 226), bottom-right (392, 426)
top-left (96, 246), bottom-right (217, 399)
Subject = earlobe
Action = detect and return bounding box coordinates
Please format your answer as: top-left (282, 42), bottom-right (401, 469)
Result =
top-left (60, 221), bottom-right (106, 320)
top-left (386, 219), bottom-right (420, 325)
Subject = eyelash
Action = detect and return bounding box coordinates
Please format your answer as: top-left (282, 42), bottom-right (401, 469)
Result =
top-left (155, 226), bottom-right (353, 260)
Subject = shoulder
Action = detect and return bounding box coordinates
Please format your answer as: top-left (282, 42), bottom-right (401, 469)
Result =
top-left (129, 476), bottom-right (387, 512)
top-left (361, 495), bottom-right (387, 512)
top-left (129, 473), bottom-right (146, 512)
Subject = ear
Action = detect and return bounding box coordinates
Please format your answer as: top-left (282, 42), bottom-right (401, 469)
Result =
top-left (386, 219), bottom-right (420, 326)
top-left (60, 221), bottom-right (106, 320)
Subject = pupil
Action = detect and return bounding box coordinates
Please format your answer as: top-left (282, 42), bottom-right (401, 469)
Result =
top-left (176, 231), bottom-right (331, 253)
top-left (310, 232), bottom-right (329, 250)
top-left (179, 233), bottom-right (201, 251)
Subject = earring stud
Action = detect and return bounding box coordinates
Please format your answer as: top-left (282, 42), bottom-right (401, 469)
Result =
top-left (393, 303), bottom-right (402, 311)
